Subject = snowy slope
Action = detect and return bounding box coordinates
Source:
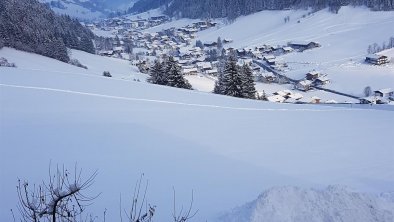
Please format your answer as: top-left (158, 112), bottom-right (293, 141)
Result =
top-left (1, 48), bottom-right (394, 222)
top-left (219, 186), bottom-right (394, 222)
top-left (39, 0), bottom-right (105, 20)
top-left (196, 7), bottom-right (394, 95)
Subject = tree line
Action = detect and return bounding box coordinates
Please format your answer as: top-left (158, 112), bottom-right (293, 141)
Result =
top-left (0, 0), bottom-right (95, 63)
top-left (163, 0), bottom-right (394, 19)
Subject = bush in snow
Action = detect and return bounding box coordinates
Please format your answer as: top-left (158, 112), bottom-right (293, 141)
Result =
top-left (69, 59), bottom-right (87, 69)
top-left (103, 71), bottom-right (112, 77)
top-left (0, 57), bottom-right (16, 67)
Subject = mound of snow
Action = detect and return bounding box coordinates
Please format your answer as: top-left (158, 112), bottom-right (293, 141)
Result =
top-left (219, 186), bottom-right (394, 222)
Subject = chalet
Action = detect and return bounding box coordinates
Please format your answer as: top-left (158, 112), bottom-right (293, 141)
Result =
top-left (296, 80), bottom-right (313, 91)
top-left (282, 46), bottom-right (293, 53)
top-left (183, 68), bottom-right (198, 75)
top-left (204, 41), bottom-right (217, 48)
top-left (206, 69), bottom-right (218, 76)
top-left (236, 49), bottom-right (246, 57)
top-left (99, 50), bottom-right (114, 56)
top-left (359, 96), bottom-right (387, 104)
top-left (150, 16), bottom-right (168, 21)
top-left (311, 96), bottom-right (321, 104)
top-left (193, 21), bottom-right (207, 26)
top-left (263, 55), bottom-right (276, 61)
top-left (288, 41), bottom-right (320, 51)
top-left (196, 62), bottom-right (212, 71)
top-left (267, 95), bottom-right (286, 103)
top-left (208, 22), bottom-right (217, 27)
top-left (374, 88), bottom-right (393, 97)
top-left (305, 71), bottom-right (320, 80)
top-left (314, 76), bottom-right (330, 86)
top-left (267, 59), bottom-right (276, 66)
top-left (365, 54), bottom-right (389, 65)
top-left (223, 38), bottom-right (233, 44)
top-left (263, 72), bottom-right (276, 83)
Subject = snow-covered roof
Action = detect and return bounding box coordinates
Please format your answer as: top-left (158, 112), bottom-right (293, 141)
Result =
top-left (298, 80), bottom-right (312, 86)
top-left (366, 54), bottom-right (385, 60)
top-left (267, 95), bottom-right (286, 103)
top-left (183, 68), bottom-right (198, 73)
top-left (374, 88), bottom-right (393, 94)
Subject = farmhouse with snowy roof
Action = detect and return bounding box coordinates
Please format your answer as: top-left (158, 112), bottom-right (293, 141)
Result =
top-left (374, 88), bottom-right (393, 98)
top-left (288, 41), bottom-right (320, 51)
top-left (365, 54), bottom-right (389, 65)
top-left (296, 80), bottom-right (313, 91)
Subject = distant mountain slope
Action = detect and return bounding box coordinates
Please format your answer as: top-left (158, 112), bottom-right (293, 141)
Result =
top-left (39, 0), bottom-right (139, 19)
top-left (127, 0), bottom-right (171, 13)
top-left (0, 0), bottom-right (95, 62)
top-left (219, 186), bottom-right (394, 222)
top-left (132, 0), bottom-right (393, 19)
top-left (39, 0), bottom-right (106, 19)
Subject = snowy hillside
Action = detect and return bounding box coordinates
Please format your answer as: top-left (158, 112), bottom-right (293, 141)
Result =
top-left (39, 0), bottom-right (105, 20)
top-left (219, 186), bottom-right (394, 222)
top-left (195, 7), bottom-right (394, 95)
top-left (1, 48), bottom-right (393, 221)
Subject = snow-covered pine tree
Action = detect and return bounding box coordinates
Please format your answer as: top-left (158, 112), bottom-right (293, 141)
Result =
top-left (148, 59), bottom-right (164, 84)
top-left (217, 37), bottom-right (223, 50)
top-left (241, 63), bottom-right (257, 99)
top-left (222, 55), bottom-right (243, 98)
top-left (165, 57), bottom-right (192, 89)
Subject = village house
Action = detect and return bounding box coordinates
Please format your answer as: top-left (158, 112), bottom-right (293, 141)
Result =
top-left (263, 72), bottom-right (276, 83)
top-left (206, 69), bottom-right (218, 76)
top-left (314, 76), bottom-right (330, 86)
top-left (359, 96), bottom-right (387, 104)
top-left (267, 95), bottom-right (286, 103)
top-left (310, 96), bottom-right (321, 104)
top-left (296, 80), bottom-right (313, 91)
top-left (288, 41), bottom-right (320, 51)
top-left (365, 54), bottom-right (389, 65)
top-left (223, 38), bottom-right (233, 44)
top-left (183, 67), bottom-right (199, 75)
top-left (306, 71), bottom-right (320, 80)
top-left (374, 88), bottom-right (393, 98)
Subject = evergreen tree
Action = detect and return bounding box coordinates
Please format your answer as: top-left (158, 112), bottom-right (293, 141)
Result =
top-left (222, 56), bottom-right (243, 98)
top-left (148, 60), bottom-right (165, 84)
top-left (217, 37), bottom-right (223, 50)
top-left (241, 63), bottom-right (257, 99)
top-left (165, 57), bottom-right (192, 89)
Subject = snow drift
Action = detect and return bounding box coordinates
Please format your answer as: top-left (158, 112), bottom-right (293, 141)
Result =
top-left (219, 186), bottom-right (394, 222)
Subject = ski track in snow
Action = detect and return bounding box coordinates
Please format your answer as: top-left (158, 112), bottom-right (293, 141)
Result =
top-left (0, 83), bottom-right (361, 112)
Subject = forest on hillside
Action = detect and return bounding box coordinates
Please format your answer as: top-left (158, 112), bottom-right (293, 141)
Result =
top-left (129, 0), bottom-right (394, 19)
top-left (0, 0), bottom-right (95, 62)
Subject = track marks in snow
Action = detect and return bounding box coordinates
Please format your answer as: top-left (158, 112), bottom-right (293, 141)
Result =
top-left (0, 83), bottom-right (358, 112)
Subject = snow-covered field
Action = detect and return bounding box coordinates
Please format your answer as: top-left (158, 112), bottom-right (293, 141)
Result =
top-left (195, 7), bottom-right (394, 96)
top-left (1, 48), bottom-right (393, 221)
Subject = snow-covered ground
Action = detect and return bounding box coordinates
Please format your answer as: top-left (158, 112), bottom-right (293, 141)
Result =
top-left (194, 6), bottom-right (394, 96)
top-left (0, 48), bottom-right (393, 222)
top-left (220, 186), bottom-right (394, 222)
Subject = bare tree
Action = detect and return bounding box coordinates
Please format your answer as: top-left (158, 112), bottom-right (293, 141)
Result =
top-left (121, 174), bottom-right (156, 222)
top-left (16, 164), bottom-right (98, 222)
top-left (172, 188), bottom-right (198, 222)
